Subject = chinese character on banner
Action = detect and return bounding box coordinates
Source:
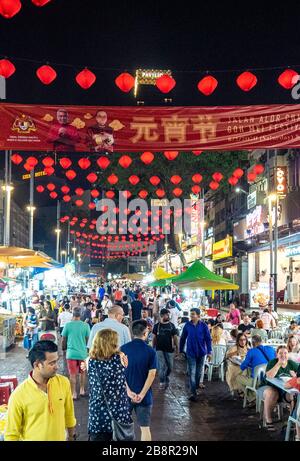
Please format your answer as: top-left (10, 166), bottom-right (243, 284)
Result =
top-left (191, 115), bottom-right (218, 144)
top-left (130, 117), bottom-right (159, 143)
top-left (161, 115), bottom-right (189, 143)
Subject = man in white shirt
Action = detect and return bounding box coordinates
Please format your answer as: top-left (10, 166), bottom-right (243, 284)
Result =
top-left (260, 308), bottom-right (276, 332)
top-left (87, 305), bottom-right (131, 350)
top-left (167, 300), bottom-right (181, 329)
top-left (58, 304), bottom-right (73, 335)
top-left (268, 302), bottom-right (279, 325)
top-left (101, 294), bottom-right (113, 318)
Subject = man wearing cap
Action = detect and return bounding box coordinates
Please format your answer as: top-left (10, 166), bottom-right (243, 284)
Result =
top-left (152, 309), bottom-right (179, 389)
top-left (180, 308), bottom-right (212, 402)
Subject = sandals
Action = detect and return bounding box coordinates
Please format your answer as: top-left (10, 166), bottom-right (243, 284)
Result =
top-left (265, 422), bottom-right (276, 432)
top-left (198, 384), bottom-right (206, 389)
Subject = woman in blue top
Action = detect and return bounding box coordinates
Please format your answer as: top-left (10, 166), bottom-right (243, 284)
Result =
top-left (87, 328), bottom-right (135, 441)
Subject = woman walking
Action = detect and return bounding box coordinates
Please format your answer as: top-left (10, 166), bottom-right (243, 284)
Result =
top-left (87, 329), bottom-right (135, 441)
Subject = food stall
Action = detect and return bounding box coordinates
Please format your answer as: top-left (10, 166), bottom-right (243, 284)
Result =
top-left (0, 308), bottom-right (17, 351)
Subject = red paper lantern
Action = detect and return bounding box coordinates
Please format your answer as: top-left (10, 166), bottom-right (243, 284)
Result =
top-left (278, 69), bottom-right (299, 89)
top-left (228, 176), bottom-right (239, 186)
top-left (65, 169), bottom-right (77, 180)
top-left (47, 183), bottom-right (55, 192)
top-left (75, 200), bottom-right (84, 207)
top-left (173, 188), bottom-right (183, 197)
top-left (49, 191), bottom-right (58, 199)
top-left (106, 190), bottom-right (115, 199)
top-left (31, 0), bottom-right (51, 6)
top-left (36, 185), bottom-right (45, 193)
top-left (59, 157), bottom-right (72, 169)
top-left (91, 189), bottom-right (100, 198)
top-left (164, 151), bottom-right (179, 161)
top-left (128, 175), bottom-right (140, 186)
top-left (156, 189), bottom-right (166, 198)
top-left (42, 156), bottom-right (54, 168)
top-left (61, 185), bottom-right (70, 194)
top-left (115, 72), bottom-right (135, 92)
top-left (97, 156), bottom-right (110, 169)
top-left (192, 173), bottom-right (203, 184)
top-left (191, 185), bottom-right (201, 194)
top-left (197, 75), bottom-right (218, 96)
top-left (233, 168), bottom-right (244, 178)
top-left (107, 174), bottom-right (119, 185)
top-left (78, 157), bottom-right (91, 170)
top-left (75, 68), bottom-right (96, 89)
top-left (63, 195), bottom-right (71, 202)
top-left (27, 156), bottom-right (38, 167)
top-left (0, 0), bottom-right (21, 19)
top-left (253, 164), bottom-right (265, 175)
top-left (118, 155), bottom-right (132, 168)
top-left (149, 176), bottom-right (160, 186)
top-left (192, 151), bottom-right (203, 156)
top-left (212, 172), bottom-right (224, 182)
top-left (140, 152), bottom-right (154, 165)
top-left (156, 74), bottom-right (176, 93)
top-left (44, 166), bottom-right (55, 176)
top-left (24, 163), bottom-right (34, 172)
top-left (122, 190), bottom-right (132, 199)
top-left (170, 175), bottom-right (182, 185)
top-left (11, 153), bottom-right (23, 165)
top-left (36, 65), bottom-right (57, 85)
top-left (247, 172), bottom-right (257, 182)
top-left (88, 202), bottom-right (96, 210)
top-left (209, 181), bottom-right (220, 190)
top-left (236, 71), bottom-right (257, 92)
top-left (138, 190), bottom-right (148, 199)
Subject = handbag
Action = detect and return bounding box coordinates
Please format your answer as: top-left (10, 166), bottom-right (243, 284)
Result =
top-left (96, 366), bottom-right (135, 441)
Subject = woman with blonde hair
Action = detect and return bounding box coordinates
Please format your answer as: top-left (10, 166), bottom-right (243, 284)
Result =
top-left (287, 334), bottom-right (300, 363)
top-left (87, 329), bottom-right (135, 441)
top-left (211, 325), bottom-right (227, 346)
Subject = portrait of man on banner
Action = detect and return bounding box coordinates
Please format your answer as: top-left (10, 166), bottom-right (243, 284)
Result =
top-left (86, 110), bottom-right (114, 153)
top-left (47, 108), bottom-right (81, 152)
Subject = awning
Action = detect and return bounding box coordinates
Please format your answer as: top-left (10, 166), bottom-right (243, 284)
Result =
top-left (0, 246), bottom-right (58, 268)
top-left (153, 267), bottom-right (174, 280)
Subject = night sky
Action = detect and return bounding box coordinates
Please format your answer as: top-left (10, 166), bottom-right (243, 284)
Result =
top-left (1, 1), bottom-right (300, 106)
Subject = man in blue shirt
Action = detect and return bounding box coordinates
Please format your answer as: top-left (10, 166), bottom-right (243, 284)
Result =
top-left (121, 319), bottom-right (157, 441)
top-left (180, 308), bottom-right (212, 402)
top-left (236, 334), bottom-right (276, 404)
top-left (98, 285), bottom-right (105, 303)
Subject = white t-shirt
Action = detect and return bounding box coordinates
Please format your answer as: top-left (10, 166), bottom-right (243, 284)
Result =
top-left (101, 298), bottom-right (113, 315)
top-left (168, 307), bottom-right (181, 328)
top-left (58, 311), bottom-right (73, 328)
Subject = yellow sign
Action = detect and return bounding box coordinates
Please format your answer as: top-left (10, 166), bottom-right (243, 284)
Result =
top-left (22, 171), bottom-right (47, 180)
top-left (276, 166), bottom-right (287, 197)
top-left (212, 236), bottom-right (233, 261)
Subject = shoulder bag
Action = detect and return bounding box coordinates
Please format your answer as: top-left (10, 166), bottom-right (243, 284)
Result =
top-left (96, 366), bottom-right (135, 441)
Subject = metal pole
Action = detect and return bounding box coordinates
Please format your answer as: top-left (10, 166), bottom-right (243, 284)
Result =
top-left (56, 200), bottom-right (61, 262)
top-left (274, 149), bottom-right (278, 312)
top-left (201, 189), bottom-right (205, 265)
top-left (3, 150), bottom-right (8, 245)
top-left (66, 220), bottom-right (71, 263)
top-left (28, 167), bottom-right (35, 249)
top-left (267, 150), bottom-right (274, 307)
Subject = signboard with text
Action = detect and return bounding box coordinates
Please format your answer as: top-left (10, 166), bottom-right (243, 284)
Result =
top-left (212, 236), bottom-right (233, 261)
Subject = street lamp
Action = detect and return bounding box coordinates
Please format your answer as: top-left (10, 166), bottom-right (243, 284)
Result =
top-left (55, 228), bottom-right (61, 262)
top-left (2, 184), bottom-right (14, 246)
top-left (268, 192), bottom-right (278, 311)
top-left (26, 205), bottom-right (36, 250)
top-left (61, 250), bottom-right (66, 265)
top-left (235, 187), bottom-right (248, 195)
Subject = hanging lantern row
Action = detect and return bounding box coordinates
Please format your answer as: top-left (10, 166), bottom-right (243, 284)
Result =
top-left (247, 164), bottom-right (265, 183)
top-left (0, 57), bottom-right (298, 92)
top-left (0, 0), bottom-right (51, 19)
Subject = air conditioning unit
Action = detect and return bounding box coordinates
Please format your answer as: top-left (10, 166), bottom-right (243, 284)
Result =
top-left (286, 282), bottom-right (300, 303)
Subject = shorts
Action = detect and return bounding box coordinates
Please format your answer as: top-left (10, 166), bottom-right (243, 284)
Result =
top-left (67, 359), bottom-right (85, 375)
top-left (130, 404), bottom-right (152, 427)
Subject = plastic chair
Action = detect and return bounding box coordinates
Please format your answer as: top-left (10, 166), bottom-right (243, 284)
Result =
top-left (257, 388), bottom-right (284, 424)
top-left (285, 393), bottom-right (300, 441)
top-left (243, 364), bottom-right (267, 410)
top-left (266, 338), bottom-right (285, 346)
top-left (207, 345), bottom-right (227, 381)
top-left (269, 329), bottom-right (284, 340)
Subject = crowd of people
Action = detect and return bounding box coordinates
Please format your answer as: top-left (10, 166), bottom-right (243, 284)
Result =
top-left (4, 284), bottom-right (300, 441)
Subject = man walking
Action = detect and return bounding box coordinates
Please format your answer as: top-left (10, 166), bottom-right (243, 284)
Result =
top-left (62, 308), bottom-right (90, 400)
top-left (5, 341), bottom-right (76, 441)
top-left (87, 305), bottom-right (131, 349)
top-left (152, 308), bottom-right (179, 389)
top-left (180, 308), bottom-right (212, 402)
top-left (121, 320), bottom-right (157, 441)
top-left (129, 294), bottom-right (144, 322)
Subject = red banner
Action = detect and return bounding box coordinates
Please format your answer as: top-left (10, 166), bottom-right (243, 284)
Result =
top-left (1, 103), bottom-right (300, 152)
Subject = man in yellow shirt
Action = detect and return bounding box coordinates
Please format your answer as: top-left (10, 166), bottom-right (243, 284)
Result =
top-left (5, 340), bottom-right (76, 441)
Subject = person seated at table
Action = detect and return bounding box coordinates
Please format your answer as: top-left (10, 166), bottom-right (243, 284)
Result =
top-left (287, 321), bottom-right (299, 336)
top-left (226, 303), bottom-right (241, 326)
top-left (211, 325), bottom-right (227, 346)
top-left (236, 335), bottom-right (276, 405)
top-left (260, 345), bottom-right (299, 431)
top-left (226, 332), bottom-right (250, 395)
top-left (250, 319), bottom-right (268, 343)
top-left (238, 315), bottom-right (255, 336)
top-left (214, 313), bottom-right (225, 327)
top-left (287, 335), bottom-right (300, 363)
top-left (229, 328), bottom-right (238, 342)
top-left (251, 311), bottom-right (260, 325)
top-left (206, 318), bottom-right (215, 332)
top-left (285, 366), bottom-right (300, 441)
top-left (260, 308), bottom-right (276, 333)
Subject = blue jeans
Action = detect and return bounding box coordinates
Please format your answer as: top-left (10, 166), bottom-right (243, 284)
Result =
top-left (157, 351), bottom-right (174, 384)
top-left (187, 356), bottom-right (205, 396)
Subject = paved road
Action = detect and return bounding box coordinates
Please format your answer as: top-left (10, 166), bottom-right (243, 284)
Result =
top-left (0, 340), bottom-right (279, 441)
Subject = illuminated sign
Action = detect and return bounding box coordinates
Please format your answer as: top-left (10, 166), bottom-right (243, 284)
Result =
top-left (245, 205), bottom-right (265, 238)
top-left (22, 170), bottom-right (47, 180)
top-left (204, 238), bottom-right (213, 256)
top-left (212, 236), bottom-right (233, 261)
top-left (247, 191), bottom-right (257, 210)
top-left (276, 166), bottom-right (287, 197)
top-left (285, 245), bottom-right (300, 258)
